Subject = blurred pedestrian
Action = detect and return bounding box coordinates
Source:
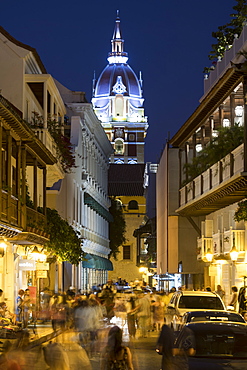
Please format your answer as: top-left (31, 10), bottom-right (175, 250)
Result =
top-left (152, 295), bottom-right (165, 331)
top-left (15, 289), bottom-right (24, 325)
top-left (126, 296), bottom-right (138, 338)
top-left (241, 310), bottom-right (247, 322)
top-left (0, 289), bottom-right (4, 303)
top-left (23, 289), bottom-right (31, 328)
top-left (238, 287), bottom-right (247, 314)
top-left (156, 319), bottom-right (175, 370)
top-left (228, 286), bottom-right (238, 311)
top-left (214, 285), bottom-right (225, 301)
top-left (43, 342), bottom-right (70, 370)
top-left (100, 325), bottom-right (134, 370)
top-left (136, 291), bottom-right (151, 338)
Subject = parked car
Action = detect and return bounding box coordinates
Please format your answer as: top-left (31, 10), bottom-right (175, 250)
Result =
top-left (179, 310), bottom-right (246, 329)
top-left (173, 321), bottom-right (247, 369)
top-left (165, 290), bottom-right (226, 330)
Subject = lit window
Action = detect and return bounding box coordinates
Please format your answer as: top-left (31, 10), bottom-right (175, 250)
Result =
top-left (235, 105), bottom-right (243, 117)
top-left (196, 144), bottom-right (202, 152)
top-left (223, 118), bottom-right (230, 127)
top-left (212, 130), bottom-right (218, 138)
top-left (115, 139), bottom-right (124, 155)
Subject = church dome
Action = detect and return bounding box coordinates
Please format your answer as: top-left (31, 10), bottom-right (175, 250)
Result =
top-left (94, 63), bottom-right (142, 106)
top-left (92, 12), bottom-right (143, 109)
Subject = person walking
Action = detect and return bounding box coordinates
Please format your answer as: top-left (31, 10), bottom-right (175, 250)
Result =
top-left (229, 286), bottom-right (238, 311)
top-left (136, 291), bottom-right (151, 338)
top-left (152, 295), bottom-right (165, 331)
top-left (238, 287), bottom-right (247, 314)
top-left (215, 285), bottom-right (225, 301)
top-left (156, 320), bottom-right (175, 370)
top-left (100, 325), bottom-right (134, 370)
top-left (15, 289), bottom-right (24, 325)
top-left (126, 296), bottom-right (138, 338)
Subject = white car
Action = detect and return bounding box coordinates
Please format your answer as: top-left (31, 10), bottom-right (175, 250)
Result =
top-left (165, 290), bottom-right (226, 330)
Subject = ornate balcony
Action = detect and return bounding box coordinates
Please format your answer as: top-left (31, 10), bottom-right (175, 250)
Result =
top-left (178, 144), bottom-right (247, 216)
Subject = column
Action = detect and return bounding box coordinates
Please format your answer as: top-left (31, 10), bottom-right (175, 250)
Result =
top-left (219, 105), bottom-right (223, 127)
top-left (16, 141), bottom-right (22, 226)
top-left (43, 167), bottom-right (47, 215)
top-left (6, 131), bottom-right (11, 220)
top-left (43, 81), bottom-right (48, 128)
top-left (33, 158), bottom-right (38, 210)
top-left (0, 124), bottom-right (2, 218)
top-left (230, 92), bottom-right (236, 126)
top-left (21, 145), bottom-right (27, 229)
top-left (243, 76), bottom-right (247, 172)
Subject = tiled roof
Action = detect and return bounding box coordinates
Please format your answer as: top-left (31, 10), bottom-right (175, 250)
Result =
top-left (108, 164), bottom-right (145, 196)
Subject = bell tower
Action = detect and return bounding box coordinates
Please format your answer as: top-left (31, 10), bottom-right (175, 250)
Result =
top-left (92, 12), bottom-right (148, 164)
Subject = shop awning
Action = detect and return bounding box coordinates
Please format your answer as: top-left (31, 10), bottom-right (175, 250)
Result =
top-left (82, 253), bottom-right (113, 271)
top-left (84, 193), bottom-right (113, 222)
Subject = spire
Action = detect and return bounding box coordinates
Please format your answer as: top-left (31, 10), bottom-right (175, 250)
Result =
top-left (92, 70), bottom-right (96, 97)
top-left (107, 11), bottom-right (128, 64)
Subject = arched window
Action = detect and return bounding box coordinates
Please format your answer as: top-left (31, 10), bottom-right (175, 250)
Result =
top-left (128, 200), bottom-right (138, 210)
top-left (115, 139), bottom-right (124, 155)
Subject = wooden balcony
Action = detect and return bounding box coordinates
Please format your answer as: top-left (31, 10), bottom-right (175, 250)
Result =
top-left (10, 207), bottom-right (49, 245)
top-left (178, 144), bottom-right (247, 216)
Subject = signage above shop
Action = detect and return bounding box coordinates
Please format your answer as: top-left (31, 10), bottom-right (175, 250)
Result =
top-left (19, 260), bottom-right (36, 271)
top-left (36, 262), bottom-right (49, 271)
top-left (37, 270), bottom-right (47, 278)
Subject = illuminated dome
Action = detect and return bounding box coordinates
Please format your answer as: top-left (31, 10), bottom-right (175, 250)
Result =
top-left (92, 12), bottom-right (143, 109)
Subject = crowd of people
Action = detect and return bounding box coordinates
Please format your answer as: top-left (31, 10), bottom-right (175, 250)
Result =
top-left (0, 281), bottom-right (246, 369)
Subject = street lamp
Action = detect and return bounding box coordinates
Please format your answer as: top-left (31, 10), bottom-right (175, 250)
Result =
top-left (230, 245), bottom-right (239, 262)
top-left (0, 240), bottom-right (7, 258)
top-left (205, 248), bottom-right (213, 262)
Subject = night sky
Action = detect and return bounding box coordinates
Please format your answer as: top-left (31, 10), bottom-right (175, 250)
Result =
top-left (1, 0), bottom-right (236, 163)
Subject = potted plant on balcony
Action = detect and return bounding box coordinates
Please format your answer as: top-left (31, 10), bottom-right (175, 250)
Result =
top-left (183, 124), bottom-right (244, 185)
top-left (234, 199), bottom-right (247, 222)
top-left (29, 112), bottom-right (76, 173)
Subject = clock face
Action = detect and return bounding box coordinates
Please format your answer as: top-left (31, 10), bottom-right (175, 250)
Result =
top-left (115, 128), bottom-right (124, 138)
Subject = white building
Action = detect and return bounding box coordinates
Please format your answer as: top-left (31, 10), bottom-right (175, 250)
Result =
top-left (48, 81), bottom-right (114, 292)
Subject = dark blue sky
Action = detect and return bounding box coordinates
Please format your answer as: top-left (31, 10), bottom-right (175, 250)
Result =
top-left (1, 0), bottom-right (235, 162)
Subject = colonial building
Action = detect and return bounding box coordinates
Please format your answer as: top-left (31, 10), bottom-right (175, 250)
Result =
top-left (157, 24), bottom-right (247, 300)
top-left (48, 80), bottom-right (113, 292)
top-left (92, 13), bottom-right (148, 283)
top-left (0, 26), bottom-right (64, 311)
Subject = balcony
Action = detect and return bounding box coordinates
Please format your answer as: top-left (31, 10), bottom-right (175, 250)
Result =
top-left (33, 128), bottom-right (64, 186)
top-left (197, 236), bottom-right (212, 261)
top-left (178, 144), bottom-right (247, 216)
top-left (197, 227), bottom-right (245, 261)
top-left (10, 207), bottom-right (49, 245)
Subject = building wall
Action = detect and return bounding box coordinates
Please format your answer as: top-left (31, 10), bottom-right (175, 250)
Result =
top-left (109, 195), bottom-right (146, 284)
top-left (157, 143), bottom-right (204, 287)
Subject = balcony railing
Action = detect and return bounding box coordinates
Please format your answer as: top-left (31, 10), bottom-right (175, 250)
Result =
top-left (180, 144), bottom-right (244, 209)
top-left (197, 236), bottom-right (212, 260)
top-left (1, 191), bottom-right (19, 226)
top-left (197, 228), bottom-right (245, 261)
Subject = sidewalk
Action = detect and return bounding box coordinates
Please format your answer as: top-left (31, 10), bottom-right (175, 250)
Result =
top-left (26, 321), bottom-right (62, 348)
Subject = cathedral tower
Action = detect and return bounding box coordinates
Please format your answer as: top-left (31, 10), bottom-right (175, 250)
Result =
top-left (92, 12), bottom-right (148, 164)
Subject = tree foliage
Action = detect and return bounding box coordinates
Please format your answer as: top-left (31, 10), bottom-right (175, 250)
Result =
top-left (183, 124), bottom-right (244, 184)
top-left (234, 200), bottom-right (247, 222)
top-left (30, 112), bottom-right (76, 173)
top-left (204, 0), bottom-right (247, 73)
top-left (109, 198), bottom-right (126, 260)
top-left (43, 208), bottom-right (84, 265)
